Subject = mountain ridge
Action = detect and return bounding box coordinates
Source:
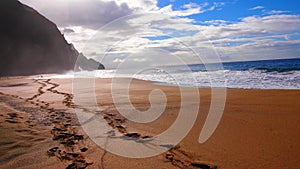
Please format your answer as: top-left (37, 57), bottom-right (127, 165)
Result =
top-left (0, 0), bottom-right (104, 76)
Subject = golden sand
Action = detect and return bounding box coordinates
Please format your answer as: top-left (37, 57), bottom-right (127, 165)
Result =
top-left (0, 77), bottom-right (299, 169)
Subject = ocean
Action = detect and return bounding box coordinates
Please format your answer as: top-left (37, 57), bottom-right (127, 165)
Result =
top-left (52, 58), bottom-right (300, 89)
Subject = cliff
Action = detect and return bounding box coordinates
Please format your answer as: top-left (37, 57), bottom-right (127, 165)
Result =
top-left (0, 0), bottom-right (104, 76)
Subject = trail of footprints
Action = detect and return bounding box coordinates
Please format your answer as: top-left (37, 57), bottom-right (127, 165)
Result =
top-left (0, 79), bottom-right (91, 169)
top-left (45, 80), bottom-right (75, 108)
top-left (42, 79), bottom-right (216, 169)
top-left (100, 109), bottom-right (216, 169)
top-left (102, 112), bottom-right (151, 139)
top-left (0, 79), bottom-right (217, 169)
top-left (35, 80), bottom-right (91, 169)
top-left (0, 79), bottom-right (150, 168)
top-left (48, 123), bottom-right (92, 169)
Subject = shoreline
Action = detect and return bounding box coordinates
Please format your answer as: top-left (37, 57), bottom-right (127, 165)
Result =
top-left (0, 77), bottom-right (300, 168)
top-left (2, 74), bottom-right (300, 90)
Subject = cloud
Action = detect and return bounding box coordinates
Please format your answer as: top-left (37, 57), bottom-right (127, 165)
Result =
top-left (58, 26), bottom-right (98, 52)
top-left (199, 15), bottom-right (300, 39)
top-left (284, 34), bottom-right (290, 40)
top-left (133, 58), bottom-right (147, 62)
top-left (159, 4), bottom-right (202, 17)
top-left (62, 28), bottom-right (75, 34)
top-left (87, 13), bottom-right (300, 68)
top-left (19, 0), bottom-right (300, 67)
top-left (266, 10), bottom-right (290, 15)
top-left (73, 12), bottom-right (300, 67)
top-left (179, 14), bottom-right (300, 62)
top-left (159, 2), bottom-right (225, 17)
top-left (203, 20), bottom-right (229, 26)
top-left (182, 2), bottom-right (200, 9)
top-left (113, 58), bottom-right (125, 63)
top-left (102, 0), bottom-right (158, 11)
top-left (20, 0), bottom-right (133, 29)
top-left (249, 6), bottom-right (264, 10)
top-left (20, 0), bottom-right (224, 31)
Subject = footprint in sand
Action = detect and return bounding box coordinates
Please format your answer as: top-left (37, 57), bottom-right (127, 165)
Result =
top-left (164, 145), bottom-right (217, 169)
top-left (4, 112), bottom-right (23, 123)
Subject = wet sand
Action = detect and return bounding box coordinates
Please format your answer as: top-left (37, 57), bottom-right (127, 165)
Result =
top-left (0, 77), bottom-right (299, 169)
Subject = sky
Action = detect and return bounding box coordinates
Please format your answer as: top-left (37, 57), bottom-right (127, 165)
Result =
top-left (20, 0), bottom-right (300, 68)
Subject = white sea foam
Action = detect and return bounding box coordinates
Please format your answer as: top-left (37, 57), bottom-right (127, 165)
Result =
top-left (47, 69), bottom-right (300, 89)
top-left (135, 70), bottom-right (300, 89)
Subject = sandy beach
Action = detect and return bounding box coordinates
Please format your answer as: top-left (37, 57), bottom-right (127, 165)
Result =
top-left (0, 76), bottom-right (300, 169)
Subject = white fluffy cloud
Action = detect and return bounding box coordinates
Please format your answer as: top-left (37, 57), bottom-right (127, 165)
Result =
top-left (78, 13), bottom-right (300, 67)
top-left (159, 2), bottom-right (225, 17)
top-left (199, 15), bottom-right (300, 39)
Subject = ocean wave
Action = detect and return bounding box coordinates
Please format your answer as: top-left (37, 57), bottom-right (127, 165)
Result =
top-left (134, 69), bottom-right (300, 89)
top-left (254, 67), bottom-right (300, 73)
top-left (45, 67), bottom-right (300, 89)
